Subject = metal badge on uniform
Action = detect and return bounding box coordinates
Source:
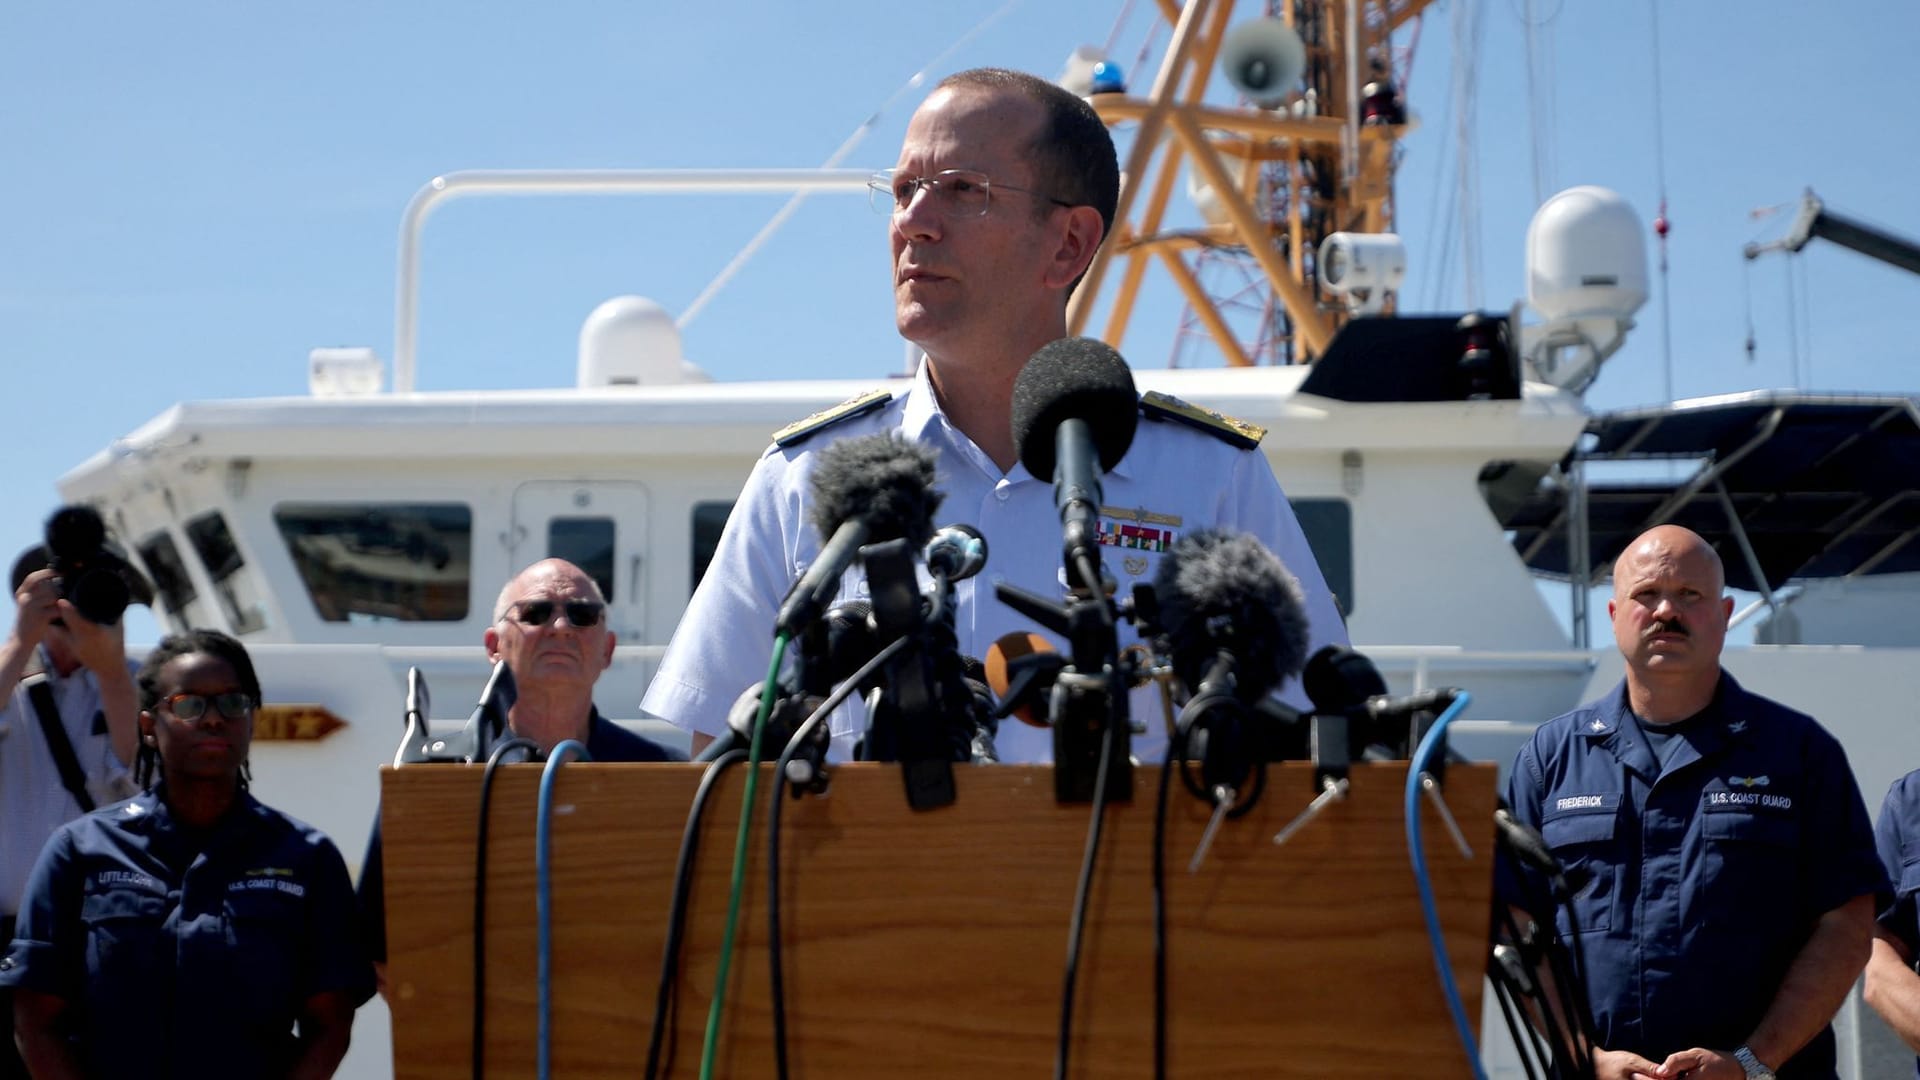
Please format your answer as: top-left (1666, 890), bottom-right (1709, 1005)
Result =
top-left (1097, 505), bottom-right (1181, 576)
top-left (1705, 777), bottom-right (1794, 813)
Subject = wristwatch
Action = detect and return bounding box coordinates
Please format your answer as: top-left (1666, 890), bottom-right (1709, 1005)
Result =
top-left (1732, 1045), bottom-right (1776, 1079)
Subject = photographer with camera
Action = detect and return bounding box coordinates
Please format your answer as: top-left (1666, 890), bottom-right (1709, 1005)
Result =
top-left (0, 507), bottom-right (152, 1079)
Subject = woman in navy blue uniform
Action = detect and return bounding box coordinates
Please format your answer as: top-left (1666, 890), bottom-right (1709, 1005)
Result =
top-left (1, 629), bottom-right (373, 1078)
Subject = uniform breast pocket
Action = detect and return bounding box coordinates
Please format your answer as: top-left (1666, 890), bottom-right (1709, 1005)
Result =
top-left (1901, 857), bottom-right (1920, 902)
top-left (1539, 809), bottom-right (1620, 934)
top-left (79, 890), bottom-right (170, 1011)
top-left (1700, 805), bottom-right (1800, 928)
top-left (225, 890), bottom-right (305, 1023)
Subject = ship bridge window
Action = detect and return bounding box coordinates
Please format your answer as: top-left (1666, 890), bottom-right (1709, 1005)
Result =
top-left (690, 501), bottom-right (733, 595)
top-left (273, 502), bottom-right (472, 623)
top-left (549, 517), bottom-right (615, 600)
top-left (1290, 498), bottom-right (1353, 617)
top-left (185, 511), bottom-right (267, 635)
top-left (137, 531), bottom-right (207, 629)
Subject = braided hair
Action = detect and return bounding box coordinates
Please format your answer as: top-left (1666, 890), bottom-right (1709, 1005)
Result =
top-left (135, 629), bottom-right (262, 790)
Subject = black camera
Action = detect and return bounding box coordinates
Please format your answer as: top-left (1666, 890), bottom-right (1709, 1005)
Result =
top-left (44, 505), bottom-right (136, 626)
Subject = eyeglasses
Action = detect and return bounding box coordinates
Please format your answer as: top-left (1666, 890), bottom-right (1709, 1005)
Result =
top-left (161, 692), bottom-right (255, 722)
top-left (867, 169), bottom-right (1074, 218)
top-left (506, 599), bottom-right (606, 628)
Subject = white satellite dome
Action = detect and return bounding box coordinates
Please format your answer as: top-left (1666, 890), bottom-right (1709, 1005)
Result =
top-left (1526, 186), bottom-right (1649, 323)
top-left (577, 295), bottom-right (697, 388)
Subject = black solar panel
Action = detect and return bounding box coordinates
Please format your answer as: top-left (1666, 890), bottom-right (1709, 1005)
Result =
top-left (1498, 394), bottom-right (1920, 592)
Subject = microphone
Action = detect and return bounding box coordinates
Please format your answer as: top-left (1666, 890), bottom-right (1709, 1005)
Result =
top-left (697, 600), bottom-right (882, 764)
top-left (1368, 686), bottom-right (1463, 718)
top-left (1302, 644), bottom-right (1388, 714)
top-left (1304, 644), bottom-right (1471, 760)
top-left (394, 666), bottom-right (433, 767)
top-left (458, 659), bottom-right (518, 762)
top-left (957, 655), bottom-right (1001, 764)
top-left (1153, 529), bottom-right (1311, 702)
top-left (1009, 338), bottom-right (1139, 589)
top-left (924, 523), bottom-right (988, 582)
top-left (694, 685), bottom-right (780, 763)
top-left (1493, 807), bottom-right (1585, 902)
top-left (984, 631), bottom-right (1065, 728)
top-left (1153, 529), bottom-right (1311, 802)
top-left (775, 433), bottom-right (940, 637)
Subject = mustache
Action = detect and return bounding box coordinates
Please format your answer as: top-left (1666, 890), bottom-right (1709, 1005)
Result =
top-left (1645, 618), bottom-right (1688, 638)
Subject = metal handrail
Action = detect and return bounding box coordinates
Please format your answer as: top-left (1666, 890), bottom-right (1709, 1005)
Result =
top-left (391, 168), bottom-right (875, 392)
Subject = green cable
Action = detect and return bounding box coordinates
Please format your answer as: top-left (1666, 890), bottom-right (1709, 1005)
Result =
top-left (698, 633), bottom-right (790, 1079)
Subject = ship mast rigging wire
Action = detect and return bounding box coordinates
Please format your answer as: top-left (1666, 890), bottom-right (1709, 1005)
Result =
top-left (675, 0), bottom-right (1031, 333)
top-left (1648, 0), bottom-right (1675, 403)
top-left (1449, 0), bottom-right (1486, 308)
top-left (1514, 0), bottom-right (1561, 208)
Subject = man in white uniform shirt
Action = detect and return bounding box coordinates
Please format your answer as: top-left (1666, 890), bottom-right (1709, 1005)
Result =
top-left (643, 68), bottom-right (1347, 761)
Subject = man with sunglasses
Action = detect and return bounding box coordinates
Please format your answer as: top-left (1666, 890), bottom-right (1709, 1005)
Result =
top-left (644, 68), bottom-right (1347, 763)
top-left (0, 544), bottom-right (151, 1080)
top-left (356, 558), bottom-right (680, 995)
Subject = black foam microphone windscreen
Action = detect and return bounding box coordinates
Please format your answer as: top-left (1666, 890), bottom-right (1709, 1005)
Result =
top-left (1009, 337), bottom-right (1139, 481)
top-left (1301, 644), bottom-right (1389, 715)
top-left (776, 433), bottom-right (941, 636)
top-left (807, 432), bottom-right (941, 549)
top-left (1153, 529), bottom-right (1310, 700)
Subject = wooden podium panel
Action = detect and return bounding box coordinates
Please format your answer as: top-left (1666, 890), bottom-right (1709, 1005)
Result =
top-left (381, 762), bottom-right (1496, 1078)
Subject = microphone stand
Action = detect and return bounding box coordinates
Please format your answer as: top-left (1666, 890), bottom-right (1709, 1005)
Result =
top-left (856, 538), bottom-right (958, 810)
top-left (848, 534), bottom-right (997, 810)
top-left (995, 576), bottom-right (1138, 804)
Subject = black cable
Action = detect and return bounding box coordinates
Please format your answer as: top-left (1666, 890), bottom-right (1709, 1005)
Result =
top-left (768, 637), bottom-right (910, 1079)
top-left (1491, 907), bottom-right (1558, 1078)
top-left (643, 748), bottom-right (749, 1080)
top-left (1511, 917), bottom-right (1578, 1074)
top-left (1486, 962), bottom-right (1547, 1080)
top-left (1054, 710), bottom-right (1117, 1080)
top-left (472, 736), bottom-right (540, 1080)
top-left (1494, 815), bottom-right (1602, 1079)
top-left (1151, 748), bottom-right (1177, 1080)
top-left (1540, 911), bottom-right (1596, 1080)
top-left (1555, 901), bottom-right (1600, 1075)
top-left (1493, 868), bottom-right (1592, 1080)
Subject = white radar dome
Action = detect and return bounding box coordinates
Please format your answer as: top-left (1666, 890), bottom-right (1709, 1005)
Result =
top-left (1527, 186), bottom-right (1649, 323)
top-left (577, 296), bottom-right (702, 388)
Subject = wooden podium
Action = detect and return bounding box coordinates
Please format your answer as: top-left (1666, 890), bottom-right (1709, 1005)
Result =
top-left (381, 761), bottom-right (1496, 1078)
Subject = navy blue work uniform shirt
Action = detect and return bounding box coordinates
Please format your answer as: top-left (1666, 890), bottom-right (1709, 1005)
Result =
top-left (1873, 768), bottom-right (1920, 1077)
top-left (0, 787), bottom-right (375, 1078)
top-left (356, 709), bottom-right (680, 962)
top-left (1503, 673), bottom-right (1883, 1078)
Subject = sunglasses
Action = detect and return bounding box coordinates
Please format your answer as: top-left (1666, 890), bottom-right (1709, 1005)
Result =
top-left (507, 599), bottom-right (606, 628)
top-left (161, 692), bottom-right (255, 722)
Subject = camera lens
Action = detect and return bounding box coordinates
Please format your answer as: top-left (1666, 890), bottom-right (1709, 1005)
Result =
top-left (66, 569), bottom-right (130, 626)
top-left (42, 505), bottom-right (131, 626)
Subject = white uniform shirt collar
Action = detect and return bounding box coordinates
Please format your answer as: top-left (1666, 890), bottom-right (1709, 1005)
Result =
top-left (900, 358), bottom-right (1136, 484)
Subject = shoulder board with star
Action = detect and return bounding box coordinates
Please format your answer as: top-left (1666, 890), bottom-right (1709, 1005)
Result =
top-left (1139, 391), bottom-right (1265, 449)
top-left (771, 388), bottom-right (895, 449)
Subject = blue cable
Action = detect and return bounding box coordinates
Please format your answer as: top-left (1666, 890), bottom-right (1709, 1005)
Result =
top-left (1403, 693), bottom-right (1489, 1080)
top-left (537, 738), bottom-right (591, 1080)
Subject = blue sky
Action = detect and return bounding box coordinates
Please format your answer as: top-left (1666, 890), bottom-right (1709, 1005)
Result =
top-left (4, 0), bottom-right (1916, 644)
